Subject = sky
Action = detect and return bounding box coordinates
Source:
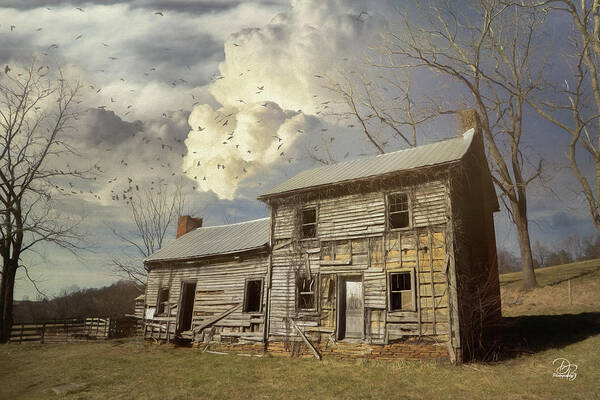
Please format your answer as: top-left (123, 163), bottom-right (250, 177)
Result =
top-left (0, 0), bottom-right (596, 299)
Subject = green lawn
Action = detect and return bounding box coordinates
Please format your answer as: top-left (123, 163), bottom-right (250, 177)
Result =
top-left (1, 260), bottom-right (599, 399)
top-left (1, 336), bottom-right (598, 400)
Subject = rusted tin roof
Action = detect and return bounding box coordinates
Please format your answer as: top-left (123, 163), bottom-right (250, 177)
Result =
top-left (144, 217), bottom-right (270, 264)
top-left (260, 129), bottom-right (475, 198)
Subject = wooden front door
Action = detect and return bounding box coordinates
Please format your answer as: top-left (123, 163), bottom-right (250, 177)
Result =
top-left (177, 282), bottom-right (196, 333)
top-left (340, 277), bottom-right (364, 340)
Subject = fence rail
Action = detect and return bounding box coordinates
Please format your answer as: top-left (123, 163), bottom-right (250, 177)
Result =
top-left (9, 316), bottom-right (141, 344)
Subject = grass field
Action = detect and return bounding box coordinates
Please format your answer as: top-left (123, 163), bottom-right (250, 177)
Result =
top-left (1, 260), bottom-right (599, 400)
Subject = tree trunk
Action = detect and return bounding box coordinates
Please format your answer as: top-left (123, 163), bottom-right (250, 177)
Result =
top-left (0, 259), bottom-right (17, 343)
top-left (513, 208), bottom-right (538, 289)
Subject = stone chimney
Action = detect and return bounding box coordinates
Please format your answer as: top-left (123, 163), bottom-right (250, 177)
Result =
top-left (176, 216), bottom-right (203, 238)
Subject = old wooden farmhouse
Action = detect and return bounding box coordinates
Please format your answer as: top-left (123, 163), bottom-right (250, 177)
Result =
top-left (142, 115), bottom-right (501, 363)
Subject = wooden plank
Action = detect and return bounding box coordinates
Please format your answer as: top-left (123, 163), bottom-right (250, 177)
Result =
top-left (289, 318), bottom-right (321, 360)
top-left (192, 304), bottom-right (242, 333)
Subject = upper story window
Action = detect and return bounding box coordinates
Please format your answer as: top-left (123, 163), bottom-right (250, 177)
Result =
top-left (301, 207), bottom-right (317, 238)
top-left (388, 193), bottom-right (410, 229)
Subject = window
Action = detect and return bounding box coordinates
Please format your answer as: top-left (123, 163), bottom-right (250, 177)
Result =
top-left (301, 208), bottom-right (317, 238)
top-left (156, 287), bottom-right (169, 315)
top-left (297, 275), bottom-right (316, 310)
top-left (388, 193), bottom-right (410, 229)
top-left (389, 271), bottom-right (414, 311)
top-left (243, 279), bottom-right (263, 313)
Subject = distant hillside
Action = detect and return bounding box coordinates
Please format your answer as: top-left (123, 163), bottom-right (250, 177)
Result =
top-left (500, 259), bottom-right (600, 316)
top-left (13, 281), bottom-right (142, 323)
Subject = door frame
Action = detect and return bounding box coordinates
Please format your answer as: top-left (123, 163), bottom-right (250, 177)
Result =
top-left (336, 274), bottom-right (365, 341)
top-left (176, 280), bottom-right (197, 333)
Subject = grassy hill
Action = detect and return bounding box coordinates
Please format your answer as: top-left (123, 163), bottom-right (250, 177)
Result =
top-left (500, 259), bottom-right (600, 316)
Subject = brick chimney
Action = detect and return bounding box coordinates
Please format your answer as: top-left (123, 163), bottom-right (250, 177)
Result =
top-left (176, 216), bottom-right (203, 238)
top-left (458, 108), bottom-right (481, 134)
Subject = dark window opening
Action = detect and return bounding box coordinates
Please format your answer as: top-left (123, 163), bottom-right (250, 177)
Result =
top-left (157, 287), bottom-right (169, 315)
top-left (389, 272), bottom-right (413, 311)
top-left (301, 208), bottom-right (317, 238)
top-left (297, 276), bottom-right (316, 309)
top-left (244, 279), bottom-right (262, 313)
top-left (388, 193), bottom-right (410, 229)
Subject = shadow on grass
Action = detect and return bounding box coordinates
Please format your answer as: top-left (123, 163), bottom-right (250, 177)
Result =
top-left (485, 312), bottom-right (600, 361)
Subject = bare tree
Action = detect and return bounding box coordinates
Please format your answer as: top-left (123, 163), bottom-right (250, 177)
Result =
top-left (532, 240), bottom-right (551, 267)
top-left (110, 181), bottom-right (185, 289)
top-left (523, 0), bottom-right (600, 234)
top-left (324, 70), bottom-right (425, 152)
top-left (331, 1), bottom-right (545, 288)
top-left (0, 61), bottom-right (85, 343)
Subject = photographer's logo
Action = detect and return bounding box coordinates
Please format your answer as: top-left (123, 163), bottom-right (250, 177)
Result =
top-left (552, 358), bottom-right (577, 381)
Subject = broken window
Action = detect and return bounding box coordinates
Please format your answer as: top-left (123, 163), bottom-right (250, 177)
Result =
top-left (156, 287), bottom-right (169, 315)
top-left (243, 279), bottom-right (263, 313)
top-left (389, 271), bottom-right (414, 311)
top-left (297, 275), bottom-right (316, 310)
top-left (300, 207), bottom-right (317, 238)
top-left (388, 193), bottom-right (410, 229)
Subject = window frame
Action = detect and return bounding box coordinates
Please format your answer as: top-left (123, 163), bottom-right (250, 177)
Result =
top-left (242, 277), bottom-right (264, 314)
top-left (299, 206), bottom-right (318, 239)
top-left (386, 192), bottom-right (412, 231)
top-left (296, 274), bottom-right (318, 312)
top-left (156, 287), bottom-right (170, 316)
top-left (387, 269), bottom-right (416, 312)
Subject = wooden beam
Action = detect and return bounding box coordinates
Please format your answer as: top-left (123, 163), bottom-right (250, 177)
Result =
top-left (288, 318), bottom-right (321, 360)
top-left (192, 303), bottom-right (242, 333)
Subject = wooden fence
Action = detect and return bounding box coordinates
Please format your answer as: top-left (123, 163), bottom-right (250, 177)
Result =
top-left (9, 316), bottom-right (141, 344)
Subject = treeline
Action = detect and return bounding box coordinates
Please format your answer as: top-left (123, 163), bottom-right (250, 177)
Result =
top-left (498, 234), bottom-right (600, 274)
top-left (13, 280), bottom-right (142, 323)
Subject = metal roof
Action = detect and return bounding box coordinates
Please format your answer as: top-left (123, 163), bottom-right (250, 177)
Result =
top-left (260, 129), bottom-right (475, 198)
top-left (145, 217), bottom-right (270, 263)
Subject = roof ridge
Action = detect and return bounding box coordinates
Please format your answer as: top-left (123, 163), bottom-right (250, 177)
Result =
top-left (260, 128), bottom-right (475, 198)
top-left (191, 217), bottom-right (269, 231)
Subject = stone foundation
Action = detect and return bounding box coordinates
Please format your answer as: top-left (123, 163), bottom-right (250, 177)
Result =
top-left (148, 336), bottom-right (450, 362)
top-left (194, 341), bottom-right (266, 355)
top-left (267, 339), bottom-right (449, 361)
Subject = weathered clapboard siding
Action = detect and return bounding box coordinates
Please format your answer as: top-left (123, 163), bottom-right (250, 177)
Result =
top-left (146, 254), bottom-right (268, 340)
top-left (267, 178), bottom-right (452, 346)
top-left (272, 180), bottom-right (447, 242)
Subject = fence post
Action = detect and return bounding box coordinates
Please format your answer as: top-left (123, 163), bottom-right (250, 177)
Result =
top-left (568, 279), bottom-right (572, 305)
top-left (41, 322), bottom-right (46, 344)
top-left (19, 323), bottom-right (24, 344)
top-left (166, 321), bottom-right (170, 343)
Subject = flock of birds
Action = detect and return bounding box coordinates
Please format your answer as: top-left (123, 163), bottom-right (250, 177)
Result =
top-left (3, 6), bottom-right (365, 206)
